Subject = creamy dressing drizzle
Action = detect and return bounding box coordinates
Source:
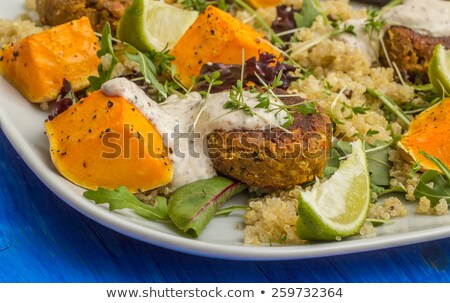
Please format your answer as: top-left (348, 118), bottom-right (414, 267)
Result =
top-left (102, 78), bottom-right (287, 189)
top-left (336, 0), bottom-right (450, 64)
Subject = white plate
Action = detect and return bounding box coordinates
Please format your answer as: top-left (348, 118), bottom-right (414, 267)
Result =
top-left (1, 1), bottom-right (450, 261)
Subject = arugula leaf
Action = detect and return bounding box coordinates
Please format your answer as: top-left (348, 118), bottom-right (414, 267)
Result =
top-left (413, 152), bottom-right (450, 206)
top-left (414, 170), bottom-right (450, 206)
top-left (420, 151), bottom-right (450, 183)
top-left (83, 186), bottom-right (169, 221)
top-left (325, 140), bottom-right (393, 198)
top-left (294, 0), bottom-right (321, 28)
top-left (366, 141), bottom-right (392, 187)
top-left (365, 88), bottom-right (411, 125)
top-left (370, 184), bottom-right (405, 201)
top-left (125, 46), bottom-right (168, 100)
top-left (88, 23), bottom-right (118, 91)
top-left (324, 140), bottom-right (352, 178)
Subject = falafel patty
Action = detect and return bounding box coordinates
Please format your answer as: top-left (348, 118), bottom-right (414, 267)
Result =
top-left (380, 26), bottom-right (450, 83)
top-left (36, 0), bottom-right (132, 32)
top-left (207, 93), bottom-right (332, 190)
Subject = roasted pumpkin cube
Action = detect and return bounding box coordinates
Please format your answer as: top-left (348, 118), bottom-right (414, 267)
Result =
top-left (45, 91), bottom-right (173, 193)
top-left (169, 5), bottom-right (281, 87)
top-left (398, 98), bottom-right (450, 172)
top-left (0, 17), bottom-right (100, 103)
top-left (245, 0), bottom-right (282, 8)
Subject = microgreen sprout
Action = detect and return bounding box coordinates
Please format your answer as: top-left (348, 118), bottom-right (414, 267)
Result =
top-left (364, 7), bottom-right (386, 41)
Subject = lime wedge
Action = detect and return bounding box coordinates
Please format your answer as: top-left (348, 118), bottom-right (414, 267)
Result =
top-left (296, 140), bottom-right (370, 241)
top-left (429, 44), bottom-right (450, 96)
top-left (117, 0), bottom-right (198, 52)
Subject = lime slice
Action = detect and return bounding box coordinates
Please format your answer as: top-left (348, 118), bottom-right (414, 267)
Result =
top-left (428, 44), bottom-right (450, 96)
top-left (117, 0), bottom-right (198, 52)
top-left (296, 140), bottom-right (370, 241)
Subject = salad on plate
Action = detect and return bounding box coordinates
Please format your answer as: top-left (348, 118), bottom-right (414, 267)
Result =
top-left (1, 0), bottom-right (450, 250)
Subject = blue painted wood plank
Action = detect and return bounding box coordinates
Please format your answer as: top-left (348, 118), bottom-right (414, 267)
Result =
top-left (0, 130), bottom-right (449, 282)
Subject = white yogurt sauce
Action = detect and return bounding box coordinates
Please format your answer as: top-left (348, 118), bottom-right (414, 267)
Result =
top-left (335, 0), bottom-right (450, 65)
top-left (383, 0), bottom-right (450, 38)
top-left (102, 78), bottom-right (287, 189)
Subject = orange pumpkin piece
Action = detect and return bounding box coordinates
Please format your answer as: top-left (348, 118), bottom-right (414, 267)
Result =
top-left (0, 17), bottom-right (100, 103)
top-left (245, 0), bottom-right (282, 8)
top-left (45, 91), bottom-right (173, 193)
top-left (169, 5), bottom-right (281, 87)
top-left (398, 98), bottom-right (450, 172)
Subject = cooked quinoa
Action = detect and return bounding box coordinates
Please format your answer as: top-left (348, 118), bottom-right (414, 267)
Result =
top-left (0, 19), bottom-right (42, 46)
top-left (244, 186), bottom-right (306, 245)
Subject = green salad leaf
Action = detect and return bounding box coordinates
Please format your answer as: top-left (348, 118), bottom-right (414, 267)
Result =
top-left (414, 152), bottom-right (450, 206)
top-left (294, 0), bottom-right (321, 28)
top-left (83, 186), bottom-right (169, 221)
top-left (88, 22), bottom-right (118, 91)
top-left (168, 177), bottom-right (247, 238)
top-left (366, 141), bottom-right (391, 187)
top-left (125, 46), bottom-right (168, 100)
top-left (414, 170), bottom-right (450, 206)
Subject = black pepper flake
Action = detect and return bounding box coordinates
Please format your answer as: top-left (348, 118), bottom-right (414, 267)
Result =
top-left (61, 152), bottom-right (67, 156)
top-left (88, 129), bottom-right (92, 133)
top-left (210, 29), bottom-right (215, 35)
top-left (107, 100), bottom-right (114, 108)
top-left (198, 60), bottom-right (203, 65)
top-left (169, 148), bottom-right (173, 154)
top-left (0, 56), bottom-right (3, 62)
top-left (83, 162), bottom-right (87, 168)
top-left (92, 114), bottom-right (97, 119)
top-left (78, 139), bottom-right (81, 143)
top-left (12, 51), bottom-right (19, 57)
top-left (66, 135), bottom-right (70, 139)
top-left (131, 108), bottom-right (135, 111)
top-left (105, 128), bottom-right (111, 133)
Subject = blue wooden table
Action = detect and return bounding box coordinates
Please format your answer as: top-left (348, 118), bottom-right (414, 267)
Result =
top-left (0, 130), bottom-right (449, 282)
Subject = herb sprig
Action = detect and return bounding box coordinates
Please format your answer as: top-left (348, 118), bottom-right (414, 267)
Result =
top-left (364, 7), bottom-right (386, 41)
top-left (88, 23), bottom-right (119, 91)
top-left (253, 71), bottom-right (318, 128)
top-left (414, 151), bottom-right (450, 206)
